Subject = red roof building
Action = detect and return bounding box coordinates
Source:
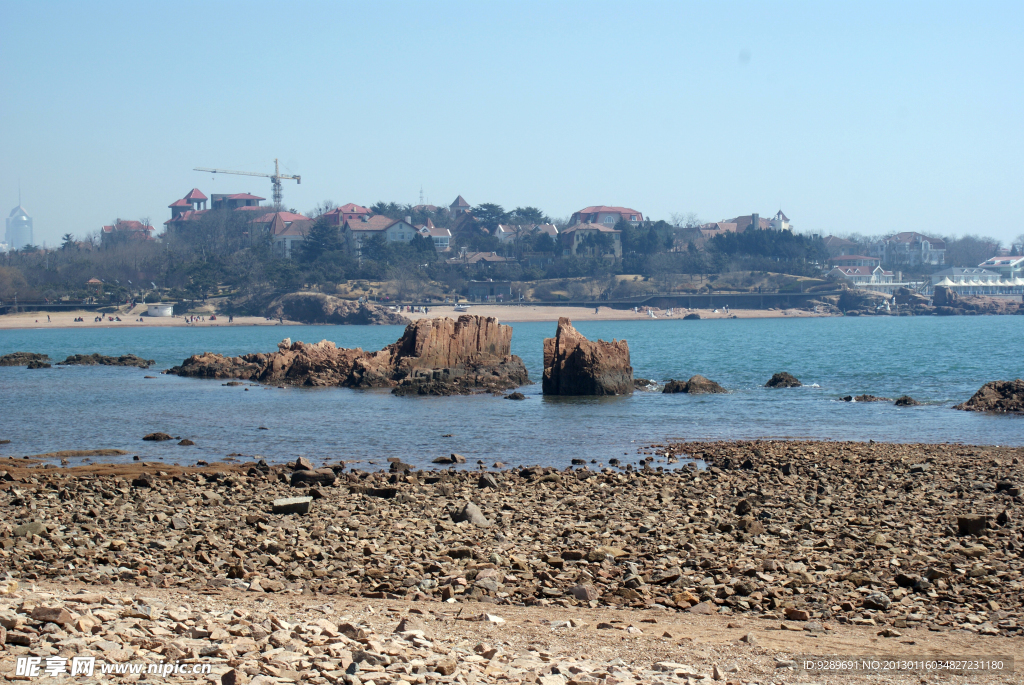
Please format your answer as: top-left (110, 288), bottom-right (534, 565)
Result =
top-left (101, 220), bottom-right (156, 244)
top-left (323, 203), bottom-right (371, 226)
top-left (569, 206), bottom-right (643, 227)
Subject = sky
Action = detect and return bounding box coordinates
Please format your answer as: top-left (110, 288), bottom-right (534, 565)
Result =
top-left (2, 1), bottom-right (1023, 248)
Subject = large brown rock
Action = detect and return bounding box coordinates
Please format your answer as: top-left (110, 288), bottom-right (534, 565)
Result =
top-left (167, 315), bottom-right (528, 395)
top-left (266, 292), bottom-right (411, 325)
top-left (932, 285), bottom-right (958, 307)
top-left (954, 379), bottom-right (1024, 413)
top-left (542, 318), bottom-right (633, 395)
top-left (0, 352), bottom-right (49, 366)
top-left (663, 375), bottom-right (727, 394)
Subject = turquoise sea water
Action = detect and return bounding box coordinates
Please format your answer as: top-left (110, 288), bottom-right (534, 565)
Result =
top-left (1, 316), bottom-right (1022, 469)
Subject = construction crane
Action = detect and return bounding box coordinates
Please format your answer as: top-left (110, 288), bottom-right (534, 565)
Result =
top-left (193, 158), bottom-right (300, 208)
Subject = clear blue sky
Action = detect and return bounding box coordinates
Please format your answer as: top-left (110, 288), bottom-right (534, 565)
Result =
top-left (2, 1), bottom-right (1022, 248)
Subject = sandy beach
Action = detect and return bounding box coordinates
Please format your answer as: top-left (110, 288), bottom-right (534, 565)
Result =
top-left (0, 302), bottom-right (828, 329)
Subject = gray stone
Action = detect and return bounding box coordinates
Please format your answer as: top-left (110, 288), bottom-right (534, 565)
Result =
top-left (272, 496), bottom-right (313, 515)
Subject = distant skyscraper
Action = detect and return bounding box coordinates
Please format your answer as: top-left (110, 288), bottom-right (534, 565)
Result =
top-left (6, 205), bottom-right (33, 249)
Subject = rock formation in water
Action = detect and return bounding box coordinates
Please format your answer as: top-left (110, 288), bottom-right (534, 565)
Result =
top-left (954, 379), bottom-right (1024, 413)
top-left (167, 315), bottom-right (528, 395)
top-left (663, 375), bottom-right (727, 394)
top-left (0, 352), bottom-right (49, 366)
top-left (58, 353), bottom-right (155, 368)
top-left (765, 372), bottom-right (801, 388)
top-left (266, 292), bottom-right (411, 325)
top-left (894, 395), bottom-right (920, 407)
top-left (541, 318), bottom-right (633, 396)
top-left (841, 394), bottom-right (890, 402)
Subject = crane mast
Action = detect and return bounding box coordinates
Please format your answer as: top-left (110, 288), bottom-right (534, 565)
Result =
top-left (193, 158), bottom-right (301, 209)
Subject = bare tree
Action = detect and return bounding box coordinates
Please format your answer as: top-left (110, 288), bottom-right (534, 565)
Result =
top-left (670, 212), bottom-right (702, 228)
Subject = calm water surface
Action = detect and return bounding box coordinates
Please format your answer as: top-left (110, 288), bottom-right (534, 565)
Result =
top-left (2, 316), bottom-right (1022, 469)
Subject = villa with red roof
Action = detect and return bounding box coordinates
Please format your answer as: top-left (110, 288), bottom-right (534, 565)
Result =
top-left (101, 220), bottom-right (155, 245)
top-left (323, 203), bottom-right (371, 226)
top-left (569, 206), bottom-right (643, 227)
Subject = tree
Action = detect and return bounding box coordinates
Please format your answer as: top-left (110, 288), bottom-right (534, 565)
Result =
top-left (307, 200), bottom-right (337, 219)
top-left (533, 232), bottom-right (556, 253)
top-left (471, 203), bottom-right (508, 231)
top-left (61, 233), bottom-right (76, 250)
top-left (298, 217), bottom-right (343, 262)
top-left (510, 206), bottom-right (549, 224)
top-left (944, 235), bottom-right (1001, 267)
top-left (361, 234), bottom-right (389, 262)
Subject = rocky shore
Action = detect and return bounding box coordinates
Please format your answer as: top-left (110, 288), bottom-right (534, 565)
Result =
top-left (265, 293), bottom-right (411, 326)
top-left (1, 439), bottom-right (1022, 683)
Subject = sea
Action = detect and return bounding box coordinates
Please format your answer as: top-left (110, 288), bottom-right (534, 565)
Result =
top-left (2, 315), bottom-right (1022, 470)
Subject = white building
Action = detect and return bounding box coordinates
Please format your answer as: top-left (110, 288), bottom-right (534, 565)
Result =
top-left (931, 266), bottom-right (1024, 295)
top-left (875, 232), bottom-right (945, 266)
top-left (343, 215), bottom-right (419, 256)
top-left (417, 220), bottom-right (451, 251)
top-left (978, 255), bottom-right (1024, 281)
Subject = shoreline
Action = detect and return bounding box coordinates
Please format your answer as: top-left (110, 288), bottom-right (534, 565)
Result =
top-left (0, 439), bottom-right (1021, 684)
top-left (0, 304), bottom-right (829, 330)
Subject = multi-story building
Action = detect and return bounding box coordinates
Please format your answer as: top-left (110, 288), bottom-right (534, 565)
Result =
top-left (875, 232), bottom-right (945, 267)
top-left (568, 206), bottom-right (643, 227)
top-left (560, 223), bottom-right (622, 258)
top-left (342, 216), bottom-right (419, 256)
top-left (5, 204), bottom-right (33, 249)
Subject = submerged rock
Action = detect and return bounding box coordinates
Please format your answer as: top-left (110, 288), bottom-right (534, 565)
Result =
top-left (266, 292), bottom-right (411, 325)
top-left (663, 375), bottom-right (726, 394)
top-left (842, 394), bottom-right (891, 402)
top-left (765, 372), bottom-right (801, 388)
top-left (954, 379), bottom-right (1024, 414)
top-left (0, 352), bottom-right (49, 366)
top-left (167, 315), bottom-right (529, 395)
top-left (542, 318), bottom-right (633, 395)
top-left (59, 353), bottom-right (154, 368)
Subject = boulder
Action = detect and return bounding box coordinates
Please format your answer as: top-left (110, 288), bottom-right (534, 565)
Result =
top-left (894, 395), bottom-right (920, 407)
top-left (954, 379), bottom-right (1024, 414)
top-left (266, 292), bottom-right (411, 325)
top-left (682, 313), bottom-right (701, 320)
top-left (932, 285), bottom-right (958, 307)
top-left (27, 360), bottom-right (51, 369)
top-left (450, 501), bottom-right (491, 527)
top-left (290, 469), bottom-right (337, 487)
top-left (542, 318), bottom-right (633, 395)
top-left (272, 497), bottom-right (313, 515)
top-left (663, 375), bottom-right (726, 394)
top-left (167, 315), bottom-right (530, 395)
top-left (142, 432), bottom-right (174, 441)
top-left (504, 392), bottom-right (526, 400)
top-left (0, 352), bottom-right (50, 366)
top-left (765, 372), bottom-right (801, 388)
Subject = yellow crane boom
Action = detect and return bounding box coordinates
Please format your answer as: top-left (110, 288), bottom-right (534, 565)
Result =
top-left (193, 158), bottom-right (300, 208)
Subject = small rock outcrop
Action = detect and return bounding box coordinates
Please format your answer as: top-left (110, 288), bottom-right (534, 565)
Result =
top-left (0, 352), bottom-right (49, 366)
top-left (266, 293), bottom-right (411, 325)
top-left (58, 353), bottom-right (155, 368)
top-left (934, 286), bottom-right (1023, 315)
top-left (663, 375), bottom-right (727, 394)
top-left (894, 395), bottom-right (920, 407)
top-left (841, 395), bottom-right (890, 402)
top-left (682, 313), bottom-right (701, 320)
top-left (542, 318), bottom-right (633, 396)
top-left (765, 372), bottom-right (801, 388)
top-left (167, 315), bottom-right (528, 395)
top-left (954, 379), bottom-right (1024, 414)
